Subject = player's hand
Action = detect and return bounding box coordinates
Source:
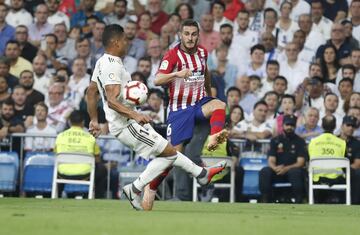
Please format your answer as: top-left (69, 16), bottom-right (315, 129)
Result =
top-left (89, 120), bottom-right (101, 137)
top-left (134, 113), bottom-right (152, 125)
top-left (176, 68), bottom-right (192, 79)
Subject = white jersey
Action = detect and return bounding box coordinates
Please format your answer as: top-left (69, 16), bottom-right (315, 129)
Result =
top-left (91, 53), bottom-right (134, 134)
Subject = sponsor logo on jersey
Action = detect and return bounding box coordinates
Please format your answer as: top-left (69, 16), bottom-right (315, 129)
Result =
top-left (160, 60), bottom-right (169, 70)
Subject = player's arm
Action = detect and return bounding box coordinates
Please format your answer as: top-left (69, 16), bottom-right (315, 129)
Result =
top-left (204, 67), bottom-right (212, 97)
top-left (87, 81), bottom-right (101, 136)
top-left (105, 84), bottom-right (151, 124)
top-left (155, 69), bottom-right (192, 86)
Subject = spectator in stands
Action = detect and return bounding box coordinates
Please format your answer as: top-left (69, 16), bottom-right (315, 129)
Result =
top-left (276, 1), bottom-right (299, 50)
top-left (0, 99), bottom-right (25, 150)
top-left (311, 0), bottom-right (332, 40)
top-left (24, 102), bottom-right (57, 152)
top-left (274, 94), bottom-right (296, 136)
top-left (225, 86), bottom-right (241, 115)
top-left (240, 44), bottom-right (266, 78)
top-left (344, 92), bottom-right (360, 114)
top-left (347, 106), bottom-right (360, 139)
top-left (159, 23), bottom-right (176, 52)
top-left (350, 0), bottom-right (360, 42)
top-left (249, 75), bottom-right (261, 98)
top-left (211, 0), bottom-right (232, 32)
top-left (232, 101), bottom-right (273, 141)
top-left (289, 0), bottom-right (310, 22)
top-left (273, 75), bottom-right (288, 97)
top-left (15, 25), bottom-right (38, 63)
top-left (4, 40), bottom-right (32, 78)
top-left (68, 58), bottom-right (90, 109)
top-left (338, 115), bottom-right (360, 204)
top-left (54, 23), bottom-right (77, 61)
top-left (136, 11), bottom-right (157, 41)
top-left (319, 44), bottom-right (340, 84)
top-left (260, 31), bottom-right (280, 63)
top-left (230, 10), bottom-right (258, 68)
top-left (219, 23), bottom-right (233, 48)
top-left (19, 70), bottom-right (44, 109)
top-left (338, 77), bottom-right (354, 115)
top-left (223, 0), bottom-right (244, 22)
top-left (348, 49), bottom-right (360, 92)
top-left (46, 0), bottom-right (70, 30)
top-left (259, 114), bottom-right (306, 203)
top-left (308, 114), bottom-right (346, 203)
top-left (295, 107), bottom-right (322, 141)
top-left (38, 33), bottom-right (68, 74)
top-left (82, 15), bottom-right (99, 38)
top-left (295, 76), bottom-right (326, 113)
top-left (262, 8), bottom-right (279, 36)
top-left (341, 20), bottom-right (359, 52)
top-left (70, 0), bottom-right (103, 28)
top-left (103, 0), bottom-right (130, 27)
top-left (11, 85), bottom-right (33, 128)
top-left (316, 23), bottom-right (353, 65)
top-left (237, 75), bottom-right (258, 115)
top-left (259, 60), bottom-right (280, 98)
top-left (0, 57), bottom-right (18, 91)
top-left (0, 76), bottom-right (10, 105)
top-left (32, 54), bottom-right (51, 96)
top-left (263, 91), bottom-right (279, 123)
top-left (54, 110), bottom-right (107, 198)
top-left (174, 3), bottom-right (194, 21)
top-left (146, 0), bottom-right (168, 35)
top-left (226, 104), bottom-right (244, 133)
top-left (147, 38), bottom-right (162, 86)
top-left (124, 20), bottom-right (146, 60)
top-left (199, 14), bottom-right (220, 53)
top-left (0, 3), bottom-right (14, 56)
top-left (140, 88), bottom-right (164, 124)
top-left (5, 0), bottom-right (33, 28)
top-left (74, 37), bottom-right (95, 74)
top-left (90, 20), bottom-right (105, 61)
top-left (290, 29), bottom-right (312, 64)
top-left (279, 42), bottom-right (308, 94)
top-left (298, 14), bottom-right (325, 56)
top-left (28, 4), bottom-right (54, 48)
top-left (318, 92), bottom-right (342, 133)
top-left (46, 83), bottom-right (73, 132)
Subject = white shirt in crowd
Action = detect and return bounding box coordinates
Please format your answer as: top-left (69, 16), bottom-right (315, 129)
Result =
top-left (67, 74), bottom-right (90, 109)
top-left (312, 16), bottom-right (333, 40)
top-left (289, 0), bottom-right (311, 22)
top-left (279, 59), bottom-right (309, 94)
top-left (25, 124), bottom-right (57, 151)
top-left (48, 11), bottom-right (70, 30)
top-left (6, 9), bottom-right (33, 27)
top-left (230, 28), bottom-right (258, 68)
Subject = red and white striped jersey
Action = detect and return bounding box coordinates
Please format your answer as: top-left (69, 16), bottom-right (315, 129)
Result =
top-left (157, 44), bottom-right (208, 111)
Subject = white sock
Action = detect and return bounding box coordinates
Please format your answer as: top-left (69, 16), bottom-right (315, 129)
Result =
top-left (133, 155), bottom-right (176, 191)
top-left (172, 151), bottom-right (203, 177)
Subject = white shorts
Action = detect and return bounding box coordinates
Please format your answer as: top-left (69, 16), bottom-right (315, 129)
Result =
top-left (115, 123), bottom-right (168, 160)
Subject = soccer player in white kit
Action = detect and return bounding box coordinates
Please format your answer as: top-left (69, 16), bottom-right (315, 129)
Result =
top-left (86, 24), bottom-right (226, 210)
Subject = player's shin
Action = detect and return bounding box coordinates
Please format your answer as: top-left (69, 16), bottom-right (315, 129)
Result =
top-left (210, 109), bottom-right (226, 135)
top-left (172, 151), bottom-right (205, 177)
top-left (133, 155), bottom-right (177, 192)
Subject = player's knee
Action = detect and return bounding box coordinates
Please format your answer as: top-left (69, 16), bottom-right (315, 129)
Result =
top-left (212, 99), bottom-right (226, 110)
top-left (159, 143), bottom-right (177, 157)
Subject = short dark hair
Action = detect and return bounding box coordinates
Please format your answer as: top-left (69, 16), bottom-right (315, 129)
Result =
top-left (249, 74), bottom-right (261, 82)
top-left (211, 0), bottom-right (225, 11)
top-left (69, 110), bottom-right (84, 125)
top-left (19, 70), bottom-right (33, 78)
top-left (237, 9), bottom-right (249, 17)
top-left (131, 71), bottom-right (147, 85)
top-left (250, 44), bottom-right (266, 54)
top-left (253, 100), bottom-right (268, 110)
top-left (263, 7), bottom-right (277, 18)
top-left (45, 33), bottom-right (58, 44)
top-left (0, 56), bottom-right (11, 66)
top-left (322, 115), bottom-right (336, 133)
top-left (280, 94), bottom-right (295, 104)
top-left (35, 101), bottom-right (48, 113)
top-left (266, 60), bottom-right (279, 68)
top-left (148, 88), bottom-right (164, 100)
top-left (324, 92), bottom-right (338, 101)
top-left (6, 40), bottom-right (20, 48)
top-left (115, 0), bottom-right (127, 6)
top-left (226, 86), bottom-right (241, 96)
top-left (220, 23), bottom-right (233, 31)
top-left (138, 56), bottom-right (151, 64)
top-left (2, 98), bottom-right (14, 108)
top-left (175, 3), bottom-right (194, 19)
top-left (262, 91), bottom-right (279, 101)
top-left (339, 77), bottom-right (354, 87)
top-left (180, 19), bottom-right (199, 33)
top-left (274, 75), bottom-right (288, 85)
top-left (102, 24), bottom-right (124, 48)
top-left (342, 64), bottom-right (356, 74)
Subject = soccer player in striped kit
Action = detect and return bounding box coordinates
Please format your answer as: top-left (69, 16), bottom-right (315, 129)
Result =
top-left (142, 19), bottom-right (228, 210)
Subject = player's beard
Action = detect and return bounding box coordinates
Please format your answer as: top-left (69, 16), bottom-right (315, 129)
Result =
top-left (182, 39), bottom-right (198, 54)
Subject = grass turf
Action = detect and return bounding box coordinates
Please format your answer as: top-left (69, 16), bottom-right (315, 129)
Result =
top-left (0, 198), bottom-right (359, 235)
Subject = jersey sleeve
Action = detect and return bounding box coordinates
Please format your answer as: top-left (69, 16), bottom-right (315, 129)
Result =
top-left (102, 63), bottom-right (123, 86)
top-left (157, 49), bottom-right (177, 74)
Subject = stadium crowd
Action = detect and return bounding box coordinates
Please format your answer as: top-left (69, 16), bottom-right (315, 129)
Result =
top-left (0, 0), bottom-right (360, 204)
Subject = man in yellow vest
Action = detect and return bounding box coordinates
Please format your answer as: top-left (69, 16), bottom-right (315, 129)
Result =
top-left (308, 114), bottom-right (346, 203)
top-left (54, 110), bottom-right (107, 198)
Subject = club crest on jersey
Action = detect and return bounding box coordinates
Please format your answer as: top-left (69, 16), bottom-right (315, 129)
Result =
top-left (109, 73), bottom-right (115, 80)
top-left (160, 60), bottom-right (169, 70)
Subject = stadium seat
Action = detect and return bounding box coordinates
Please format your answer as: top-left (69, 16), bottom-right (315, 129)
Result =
top-left (192, 156), bottom-right (235, 203)
top-left (51, 153), bottom-right (95, 199)
top-left (0, 152), bottom-right (19, 193)
top-left (240, 153), bottom-right (268, 197)
top-left (23, 152), bottom-right (55, 194)
top-left (308, 158), bottom-right (351, 205)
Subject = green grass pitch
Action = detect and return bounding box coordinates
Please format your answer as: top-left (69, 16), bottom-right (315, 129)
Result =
top-left (0, 198), bottom-right (359, 235)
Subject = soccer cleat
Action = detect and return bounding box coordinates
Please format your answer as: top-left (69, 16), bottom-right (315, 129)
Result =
top-left (141, 184), bottom-right (157, 211)
top-left (197, 160), bottom-right (227, 186)
top-left (207, 129), bottom-right (228, 151)
top-left (122, 184), bottom-right (143, 211)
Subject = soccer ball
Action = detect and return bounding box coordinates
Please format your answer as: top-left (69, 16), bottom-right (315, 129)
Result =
top-left (123, 81), bottom-right (148, 106)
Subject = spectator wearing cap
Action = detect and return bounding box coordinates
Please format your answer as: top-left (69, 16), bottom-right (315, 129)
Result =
top-left (339, 115), bottom-right (360, 204)
top-left (308, 114), bottom-right (346, 203)
top-left (259, 114), bottom-right (307, 203)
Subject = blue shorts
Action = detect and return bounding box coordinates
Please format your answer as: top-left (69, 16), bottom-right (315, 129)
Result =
top-left (167, 97), bottom-right (214, 146)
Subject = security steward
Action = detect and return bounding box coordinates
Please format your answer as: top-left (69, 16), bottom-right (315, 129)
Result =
top-left (54, 110), bottom-right (107, 198)
top-left (259, 115), bottom-right (307, 203)
top-left (308, 114), bottom-right (346, 203)
top-left (339, 115), bottom-right (360, 204)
